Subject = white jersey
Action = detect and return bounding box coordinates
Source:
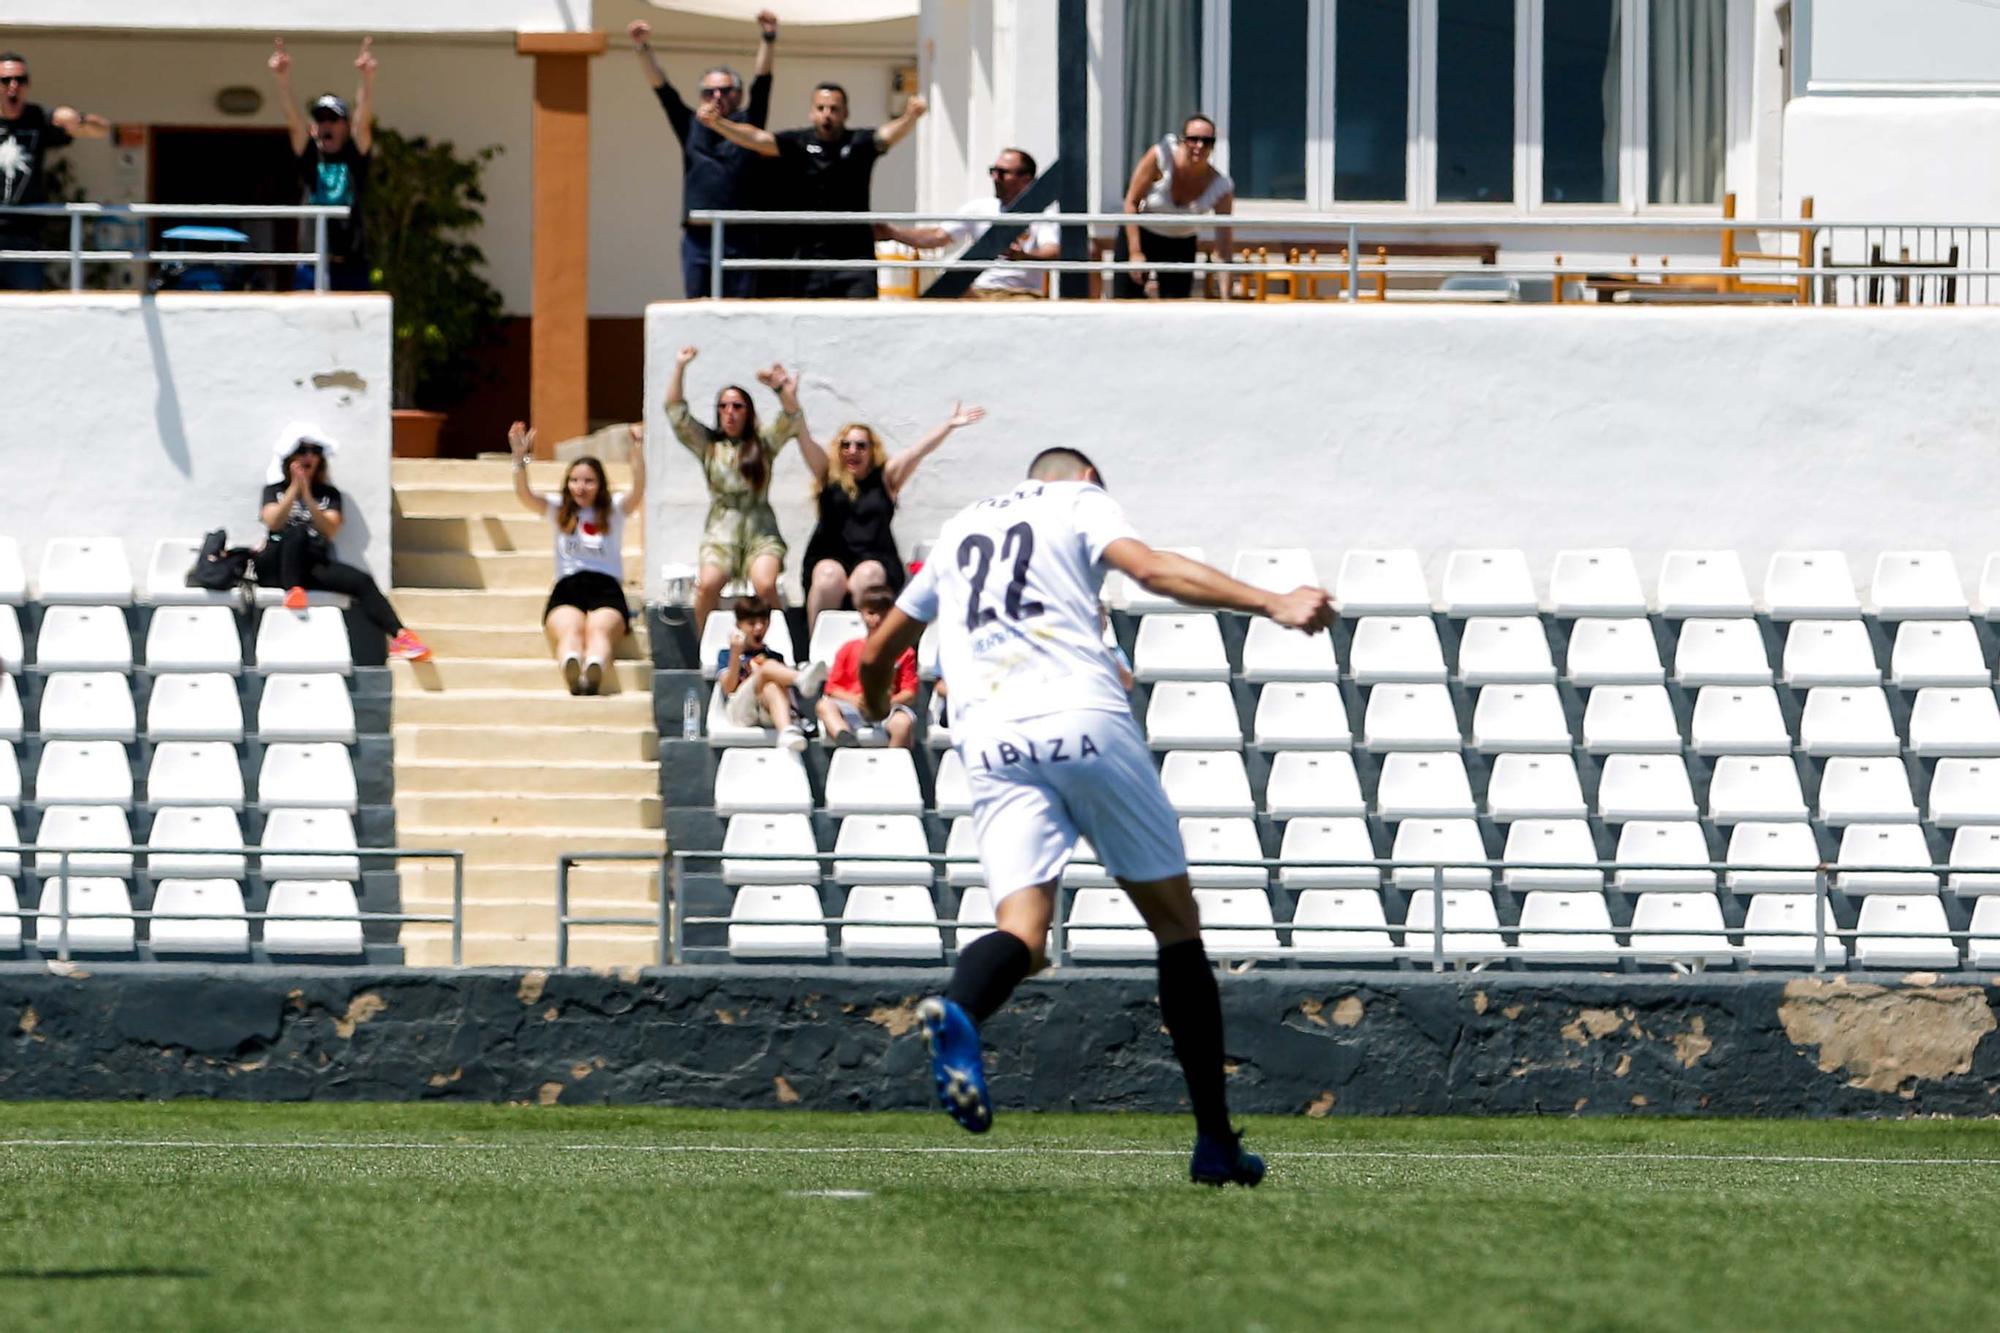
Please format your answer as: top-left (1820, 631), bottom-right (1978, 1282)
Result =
top-left (544, 494), bottom-right (627, 582)
top-left (897, 479), bottom-right (1139, 735)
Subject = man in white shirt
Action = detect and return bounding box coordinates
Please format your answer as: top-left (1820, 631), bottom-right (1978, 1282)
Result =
top-left (876, 148), bottom-right (1059, 300)
top-left (859, 448), bottom-right (1334, 1185)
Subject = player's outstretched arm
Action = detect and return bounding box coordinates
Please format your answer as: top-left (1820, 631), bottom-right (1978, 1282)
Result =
top-left (1104, 539), bottom-right (1334, 632)
top-left (859, 607), bottom-right (927, 721)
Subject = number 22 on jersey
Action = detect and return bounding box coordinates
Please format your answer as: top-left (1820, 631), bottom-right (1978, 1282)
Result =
top-left (958, 521), bottom-right (1046, 630)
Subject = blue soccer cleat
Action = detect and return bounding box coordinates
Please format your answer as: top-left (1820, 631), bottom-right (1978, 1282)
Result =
top-left (1189, 1129), bottom-right (1265, 1188)
top-left (917, 996), bottom-right (992, 1134)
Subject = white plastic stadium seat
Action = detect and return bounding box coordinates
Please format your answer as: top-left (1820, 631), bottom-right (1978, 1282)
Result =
top-left (823, 748), bottom-right (923, 816)
top-left (832, 815), bottom-right (932, 885)
top-left (253, 743), bottom-right (354, 812)
top-left (1500, 819), bottom-right (1602, 892)
top-left (1627, 892), bottom-right (1735, 968)
top-left (1835, 823), bottom-right (1937, 896)
top-left (1517, 891), bottom-right (1621, 965)
top-left (721, 813), bottom-right (819, 885)
top-left (1400, 887), bottom-right (1505, 963)
top-left (1195, 887), bottom-right (1282, 958)
top-left (1890, 621), bottom-right (1987, 689)
top-left (1158, 750), bottom-right (1254, 817)
top-left (37, 673), bottom-right (136, 741)
top-left (1389, 818), bottom-right (1489, 891)
top-left (704, 679), bottom-right (771, 748)
top-left (1549, 549), bottom-right (1646, 618)
top-left (0, 741), bottom-right (18, 809)
top-left (33, 606), bottom-right (132, 672)
top-left (1277, 816), bottom-right (1378, 890)
top-left (1455, 617), bottom-right (1555, 685)
top-left (255, 606), bottom-right (352, 674)
top-left (1334, 550), bottom-right (1430, 616)
top-left (0, 676), bottom-right (17, 743)
top-left (1672, 619), bottom-right (1772, 687)
top-left (257, 673), bottom-right (356, 743)
top-left (1931, 759), bottom-right (2000, 828)
top-left (712, 749), bottom-right (812, 815)
top-left (1252, 682), bottom-right (1351, 750)
top-left (1968, 898), bottom-right (2000, 967)
top-left (1689, 686), bottom-right (1790, 756)
top-left (1870, 551), bottom-right (1967, 620)
top-left (148, 879), bottom-right (250, 955)
top-left (1742, 895), bottom-right (1844, 968)
top-left (1908, 688), bottom-right (2000, 758)
top-left (146, 741), bottom-right (246, 810)
top-left (1441, 549), bottom-right (1536, 617)
top-left (1613, 820), bottom-right (1714, 892)
top-left (261, 880), bottom-right (364, 956)
top-left (1289, 888), bottom-right (1397, 963)
top-left (954, 887), bottom-right (996, 951)
top-left (932, 749), bottom-right (972, 817)
top-left (1132, 614), bottom-right (1229, 682)
top-left (143, 537), bottom-right (236, 608)
top-left (1782, 621), bottom-right (1879, 687)
top-left (1657, 550), bottom-right (1753, 619)
top-left (727, 884), bottom-right (828, 959)
top-left (1853, 895), bottom-right (1957, 970)
top-left (1983, 554), bottom-right (2000, 621)
top-left (807, 610), bottom-right (864, 669)
top-left (1145, 681), bottom-right (1242, 749)
top-left (1799, 687), bottom-right (1898, 757)
top-left (1565, 619), bottom-right (1663, 687)
top-left (1595, 754), bottom-right (1698, 823)
top-left (1363, 683), bottom-right (1460, 751)
top-left (1062, 837), bottom-right (1111, 889)
top-left (840, 884), bottom-right (942, 960)
top-left (1230, 548), bottom-right (1319, 595)
top-left (1484, 753), bottom-right (1586, 822)
top-left (37, 538), bottom-right (134, 605)
top-left (0, 876), bottom-right (17, 951)
top-left (1469, 685), bottom-right (1569, 753)
top-left (1348, 617), bottom-right (1446, 685)
top-left (699, 609), bottom-right (796, 679)
top-left (145, 673), bottom-right (244, 743)
top-left (1816, 757), bottom-right (1918, 826)
top-left (0, 536), bottom-right (22, 605)
top-left (1580, 686), bottom-right (1681, 754)
top-left (1706, 756), bottom-right (1808, 824)
top-left (145, 605), bottom-right (243, 673)
top-left (144, 806), bottom-right (246, 881)
top-left (33, 878), bottom-right (135, 953)
top-left (34, 741), bottom-right (133, 808)
top-left (1111, 547), bottom-right (1204, 613)
top-left (259, 808), bottom-right (362, 880)
top-left (1374, 751), bottom-right (1476, 820)
top-left (1240, 618), bottom-right (1340, 682)
top-left (1951, 827), bottom-right (2000, 896)
top-left (1065, 888), bottom-right (1155, 961)
top-left (944, 818), bottom-right (983, 889)
top-left (1181, 818), bottom-right (1267, 889)
top-left (33, 805), bottom-right (134, 877)
top-left (1263, 751), bottom-right (1365, 819)
top-left (1763, 551), bottom-right (1861, 621)
top-left (0, 606), bottom-right (20, 674)
top-left (0, 808), bottom-right (16, 877)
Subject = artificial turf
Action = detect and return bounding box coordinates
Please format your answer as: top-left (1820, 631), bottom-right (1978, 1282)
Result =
top-left (1, 1103), bottom-right (1994, 1331)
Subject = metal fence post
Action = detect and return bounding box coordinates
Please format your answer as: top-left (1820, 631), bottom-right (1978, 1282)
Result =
top-left (1431, 863), bottom-right (1445, 973)
top-left (1347, 222), bottom-right (1360, 303)
top-left (451, 851), bottom-right (464, 968)
top-left (1812, 866), bottom-right (1828, 974)
top-left (657, 853), bottom-right (672, 967)
top-left (555, 855), bottom-right (571, 967)
top-left (57, 850), bottom-right (71, 963)
top-left (67, 211), bottom-right (83, 292)
top-left (709, 218), bottom-right (725, 298)
top-left (1049, 881), bottom-right (1068, 967)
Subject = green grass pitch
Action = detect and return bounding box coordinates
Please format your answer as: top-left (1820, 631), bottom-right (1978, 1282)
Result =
top-left (2, 1103), bottom-right (1995, 1331)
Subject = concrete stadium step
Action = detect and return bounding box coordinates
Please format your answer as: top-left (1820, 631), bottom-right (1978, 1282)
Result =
top-left (391, 689), bottom-right (655, 727)
top-left (397, 897), bottom-right (656, 936)
top-left (394, 724), bottom-right (659, 763)
top-left (391, 657), bottom-right (652, 692)
top-left (396, 513), bottom-right (645, 557)
top-left (419, 625), bottom-right (649, 661)
top-left (393, 550), bottom-right (569, 590)
top-left (400, 927), bottom-right (661, 968)
top-left (393, 458), bottom-right (636, 488)
top-left (398, 826), bottom-right (665, 867)
top-left (395, 792), bottom-right (662, 830)
top-left (396, 759), bottom-right (660, 796)
top-left (393, 588), bottom-right (565, 625)
top-left (392, 485), bottom-right (531, 517)
top-left (403, 862), bottom-right (661, 905)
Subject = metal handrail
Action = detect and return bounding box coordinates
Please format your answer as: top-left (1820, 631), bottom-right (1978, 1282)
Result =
top-left (0, 202), bottom-right (352, 293)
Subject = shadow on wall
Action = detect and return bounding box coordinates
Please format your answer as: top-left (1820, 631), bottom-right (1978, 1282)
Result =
top-left (139, 296), bottom-right (192, 478)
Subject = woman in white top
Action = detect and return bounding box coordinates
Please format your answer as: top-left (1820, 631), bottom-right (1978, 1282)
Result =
top-left (1115, 114), bottom-right (1234, 299)
top-left (508, 421), bottom-right (648, 695)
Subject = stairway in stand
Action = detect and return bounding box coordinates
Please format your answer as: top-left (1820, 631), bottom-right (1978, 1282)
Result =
top-left (389, 457), bottom-right (664, 966)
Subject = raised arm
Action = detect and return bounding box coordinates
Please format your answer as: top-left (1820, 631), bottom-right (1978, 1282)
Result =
top-left (882, 402), bottom-right (983, 498)
top-left (860, 607), bottom-right (928, 722)
top-left (1212, 192), bottom-right (1234, 267)
top-left (350, 37), bottom-right (377, 155)
top-left (753, 10), bottom-right (778, 83)
top-left (1103, 541), bottom-right (1333, 631)
top-left (620, 423), bottom-right (648, 515)
top-left (628, 19), bottom-right (668, 91)
top-left (666, 344), bottom-right (696, 407)
top-left (1121, 146), bottom-right (1163, 268)
top-left (48, 106), bottom-right (110, 140)
top-left (873, 93), bottom-right (928, 153)
top-left (758, 363), bottom-right (826, 482)
top-left (507, 421), bottom-right (548, 515)
top-left (267, 38), bottom-right (310, 155)
top-left (695, 100), bottom-right (779, 156)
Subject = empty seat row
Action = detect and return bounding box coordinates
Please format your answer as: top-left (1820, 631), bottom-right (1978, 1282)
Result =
top-left (0, 536), bottom-right (354, 610)
top-left (0, 806), bottom-right (360, 879)
top-left (12, 741), bottom-right (358, 811)
top-left (18, 672), bottom-right (356, 743)
top-left (0, 875), bottom-right (362, 956)
top-left (13, 604), bottom-right (352, 676)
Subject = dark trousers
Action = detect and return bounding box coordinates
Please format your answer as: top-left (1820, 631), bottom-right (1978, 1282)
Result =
top-left (257, 537), bottom-right (402, 636)
top-left (0, 258), bottom-right (45, 291)
top-left (795, 261), bottom-right (877, 300)
top-left (1113, 227), bottom-right (1199, 299)
top-left (293, 258), bottom-right (371, 292)
top-left (681, 226), bottom-right (759, 299)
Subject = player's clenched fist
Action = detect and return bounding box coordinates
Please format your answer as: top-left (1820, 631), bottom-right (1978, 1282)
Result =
top-left (1268, 586), bottom-right (1335, 634)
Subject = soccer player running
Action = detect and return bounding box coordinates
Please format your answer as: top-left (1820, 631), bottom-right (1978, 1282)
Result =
top-left (858, 448), bottom-right (1333, 1186)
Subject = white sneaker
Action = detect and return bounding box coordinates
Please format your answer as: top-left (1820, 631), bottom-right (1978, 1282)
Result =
top-left (795, 660), bottom-right (829, 701)
top-left (779, 724), bottom-right (808, 754)
top-left (561, 656), bottom-right (583, 695)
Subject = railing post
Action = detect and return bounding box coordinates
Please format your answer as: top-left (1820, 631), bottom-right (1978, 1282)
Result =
top-left (67, 210), bottom-right (83, 292)
top-left (1813, 866), bottom-right (1828, 974)
top-left (709, 218), bottom-right (725, 299)
top-left (57, 850), bottom-right (71, 963)
top-left (657, 853), bottom-right (673, 967)
top-left (1347, 223), bottom-right (1360, 303)
top-left (1049, 881), bottom-right (1068, 968)
top-left (555, 855), bottom-right (571, 968)
top-left (451, 851), bottom-right (464, 968)
top-left (313, 213), bottom-right (330, 293)
top-left (1431, 863), bottom-right (1444, 974)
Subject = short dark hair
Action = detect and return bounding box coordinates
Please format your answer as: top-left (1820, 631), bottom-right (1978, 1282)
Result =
top-left (0, 52), bottom-right (26, 68)
top-left (1027, 447), bottom-right (1105, 488)
top-left (859, 585), bottom-right (897, 616)
top-left (733, 596), bottom-right (772, 621)
top-left (1184, 113), bottom-right (1216, 133)
top-left (1000, 147), bottom-right (1037, 178)
top-left (813, 81), bottom-right (848, 104)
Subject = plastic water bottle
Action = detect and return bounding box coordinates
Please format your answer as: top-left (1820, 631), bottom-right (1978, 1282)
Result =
top-left (681, 687), bottom-right (701, 741)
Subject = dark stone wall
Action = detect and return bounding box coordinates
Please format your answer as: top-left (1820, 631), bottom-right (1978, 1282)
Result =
top-left (3, 965), bottom-right (1997, 1115)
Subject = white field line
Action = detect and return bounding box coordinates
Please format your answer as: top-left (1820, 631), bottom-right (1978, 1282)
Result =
top-left (3, 1138), bottom-right (2000, 1168)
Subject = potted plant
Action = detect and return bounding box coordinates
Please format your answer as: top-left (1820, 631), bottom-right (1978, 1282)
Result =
top-left (363, 127), bottom-right (504, 457)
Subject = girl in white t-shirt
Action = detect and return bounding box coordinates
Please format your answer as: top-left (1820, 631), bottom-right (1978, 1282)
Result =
top-left (508, 421), bottom-right (647, 695)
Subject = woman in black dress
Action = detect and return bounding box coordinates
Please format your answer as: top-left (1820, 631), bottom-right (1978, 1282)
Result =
top-left (800, 402), bottom-right (985, 630)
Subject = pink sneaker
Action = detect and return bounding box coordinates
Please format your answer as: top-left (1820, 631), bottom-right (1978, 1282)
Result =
top-left (389, 629), bottom-right (432, 662)
top-left (283, 586), bottom-right (308, 612)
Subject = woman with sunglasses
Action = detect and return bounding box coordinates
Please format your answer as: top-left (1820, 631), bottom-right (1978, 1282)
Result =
top-left (255, 429), bottom-right (431, 661)
top-left (799, 401), bottom-right (986, 630)
top-left (1114, 114), bottom-right (1234, 300)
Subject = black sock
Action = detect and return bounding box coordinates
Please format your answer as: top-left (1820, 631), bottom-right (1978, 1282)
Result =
top-left (1157, 938), bottom-right (1233, 1141)
top-left (945, 930), bottom-right (1033, 1025)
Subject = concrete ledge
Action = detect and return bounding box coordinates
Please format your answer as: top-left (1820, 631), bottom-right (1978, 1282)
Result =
top-left (2, 966), bottom-right (1997, 1114)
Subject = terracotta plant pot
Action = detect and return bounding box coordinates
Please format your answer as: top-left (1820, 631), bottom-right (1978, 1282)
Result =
top-left (391, 408), bottom-right (447, 458)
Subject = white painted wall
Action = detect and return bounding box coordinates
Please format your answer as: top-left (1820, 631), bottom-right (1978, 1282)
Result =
top-left (1806, 0), bottom-right (2000, 90)
top-left (643, 301), bottom-right (2000, 604)
top-left (1783, 96), bottom-right (2000, 227)
top-left (0, 294), bottom-right (393, 581)
top-left (0, 1), bottom-right (590, 35)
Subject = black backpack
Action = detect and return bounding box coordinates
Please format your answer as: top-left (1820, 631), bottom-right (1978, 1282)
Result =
top-left (186, 528), bottom-right (254, 592)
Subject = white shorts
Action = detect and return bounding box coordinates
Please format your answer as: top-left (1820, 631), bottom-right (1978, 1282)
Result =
top-left (958, 709), bottom-right (1187, 902)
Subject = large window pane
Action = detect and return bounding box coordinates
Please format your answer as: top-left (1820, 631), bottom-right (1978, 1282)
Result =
top-left (1543, 0), bottom-right (1620, 203)
top-left (1125, 0), bottom-right (1205, 166)
top-left (1648, 0), bottom-right (1725, 204)
top-left (1229, 0), bottom-right (1309, 200)
top-left (1436, 0), bottom-right (1515, 203)
top-left (1334, 0), bottom-right (1409, 201)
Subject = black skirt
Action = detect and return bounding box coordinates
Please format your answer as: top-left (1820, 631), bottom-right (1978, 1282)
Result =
top-left (544, 570), bottom-right (631, 630)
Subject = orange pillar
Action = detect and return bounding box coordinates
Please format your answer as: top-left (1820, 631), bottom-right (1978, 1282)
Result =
top-left (517, 31), bottom-right (606, 455)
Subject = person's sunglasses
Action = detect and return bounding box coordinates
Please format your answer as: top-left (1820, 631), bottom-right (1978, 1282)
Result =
top-left (700, 86), bottom-right (735, 100)
top-left (1183, 134), bottom-right (1216, 146)
top-left (0, 75), bottom-right (27, 86)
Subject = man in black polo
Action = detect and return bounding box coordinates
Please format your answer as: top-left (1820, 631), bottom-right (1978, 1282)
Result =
top-left (629, 11), bottom-right (777, 299)
top-left (700, 81), bottom-right (927, 300)
top-left (0, 50), bottom-right (110, 291)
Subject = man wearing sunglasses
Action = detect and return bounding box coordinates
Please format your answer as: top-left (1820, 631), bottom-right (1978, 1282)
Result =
top-left (629, 12), bottom-right (778, 300)
top-left (0, 52), bottom-right (110, 292)
top-left (267, 36), bottom-right (378, 292)
top-left (875, 148), bottom-right (1059, 300)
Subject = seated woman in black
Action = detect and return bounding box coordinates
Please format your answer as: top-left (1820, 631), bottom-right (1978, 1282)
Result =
top-left (800, 401), bottom-right (985, 630)
top-left (255, 431), bottom-right (431, 661)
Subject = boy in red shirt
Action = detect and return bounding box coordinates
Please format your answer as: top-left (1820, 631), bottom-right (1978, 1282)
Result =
top-left (818, 585), bottom-right (919, 746)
